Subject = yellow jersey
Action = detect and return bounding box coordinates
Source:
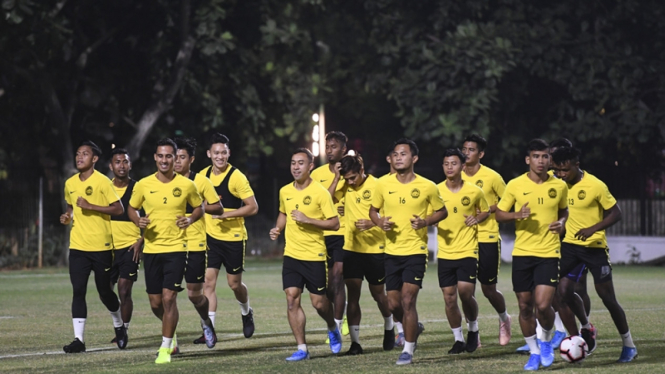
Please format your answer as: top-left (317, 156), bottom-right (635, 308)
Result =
top-left (563, 171), bottom-right (616, 248)
top-left (462, 164), bottom-right (505, 242)
top-left (311, 164), bottom-right (346, 236)
top-left (184, 172), bottom-right (221, 252)
top-left (342, 175), bottom-right (385, 254)
top-left (279, 180), bottom-right (338, 261)
top-left (110, 180), bottom-right (141, 249)
top-left (436, 181), bottom-right (489, 260)
top-left (497, 173), bottom-right (568, 258)
top-left (129, 173), bottom-right (202, 254)
top-left (372, 173), bottom-right (444, 256)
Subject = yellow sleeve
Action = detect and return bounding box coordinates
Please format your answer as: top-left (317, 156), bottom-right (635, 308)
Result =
top-left (597, 182), bottom-right (617, 210)
top-left (129, 181), bottom-right (144, 209)
top-left (494, 174), bottom-right (506, 200)
top-left (102, 179), bottom-right (120, 205)
top-left (558, 184), bottom-right (568, 209)
top-left (371, 180), bottom-right (385, 210)
top-left (230, 171), bottom-right (255, 200)
top-left (497, 182), bottom-right (516, 212)
top-left (201, 177), bottom-right (221, 204)
top-left (477, 189), bottom-right (490, 212)
top-left (319, 189), bottom-right (338, 219)
top-left (428, 183), bottom-right (445, 211)
top-left (278, 188), bottom-right (286, 214)
top-left (187, 181), bottom-right (203, 207)
top-left (64, 179), bottom-right (73, 206)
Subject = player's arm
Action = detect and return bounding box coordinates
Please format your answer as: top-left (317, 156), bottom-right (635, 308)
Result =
top-left (204, 200), bottom-right (224, 215)
top-left (269, 212), bottom-right (287, 240)
top-left (548, 207), bottom-right (568, 234)
top-left (76, 198), bottom-right (123, 216)
top-left (60, 205), bottom-right (74, 225)
top-left (422, 207), bottom-right (447, 227)
top-left (328, 163), bottom-right (343, 201)
top-left (128, 205), bottom-right (150, 229)
top-left (495, 203), bottom-right (530, 222)
top-left (177, 205), bottom-right (203, 228)
top-left (290, 210), bottom-right (340, 231)
top-left (369, 205), bottom-right (395, 231)
top-left (575, 204), bottom-right (622, 241)
top-left (214, 195), bottom-right (258, 219)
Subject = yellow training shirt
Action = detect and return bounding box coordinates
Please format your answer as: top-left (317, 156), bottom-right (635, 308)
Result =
top-left (311, 164), bottom-right (346, 236)
top-left (462, 164), bottom-right (505, 243)
top-left (342, 175), bottom-right (385, 254)
top-left (110, 183), bottom-right (141, 249)
top-left (185, 172), bottom-right (221, 252)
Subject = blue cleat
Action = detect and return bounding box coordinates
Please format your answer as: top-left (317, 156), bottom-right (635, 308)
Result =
top-left (617, 346), bottom-right (638, 363)
top-left (539, 340), bottom-right (554, 367)
top-left (395, 332), bottom-right (405, 347)
top-left (328, 328), bottom-right (342, 354)
top-left (516, 343), bottom-right (531, 354)
top-left (551, 330), bottom-right (567, 349)
top-left (524, 353), bottom-right (541, 370)
top-left (396, 351), bottom-right (413, 365)
top-left (286, 349), bottom-right (310, 361)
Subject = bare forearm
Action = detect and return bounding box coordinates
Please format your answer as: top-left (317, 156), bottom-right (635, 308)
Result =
top-left (495, 209), bottom-right (515, 223)
top-left (425, 208), bottom-right (447, 226)
top-left (369, 207), bottom-right (382, 226)
top-left (205, 201), bottom-right (224, 215)
top-left (128, 207), bottom-right (141, 226)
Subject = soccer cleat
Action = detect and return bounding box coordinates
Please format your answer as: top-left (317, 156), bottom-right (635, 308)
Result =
top-left (580, 324), bottom-right (597, 353)
top-left (328, 328), bottom-right (343, 354)
top-left (617, 346), bottom-right (638, 363)
top-left (396, 352), bottom-right (413, 365)
top-left (551, 330), bottom-right (567, 349)
top-left (499, 315), bottom-right (512, 346)
top-left (345, 342), bottom-right (364, 355)
top-left (383, 328), bottom-right (396, 351)
top-left (516, 343), bottom-right (531, 354)
top-left (342, 316), bottom-right (349, 336)
top-left (414, 322), bottom-right (425, 350)
top-left (170, 333), bottom-right (180, 355)
top-left (466, 331), bottom-right (479, 353)
top-left (524, 353), bottom-right (541, 371)
top-left (202, 319), bottom-right (217, 349)
top-left (539, 340), bottom-right (554, 367)
top-left (114, 326), bottom-right (128, 349)
top-left (193, 335), bottom-right (206, 344)
top-left (448, 340), bottom-right (467, 354)
top-left (242, 308), bottom-right (255, 338)
top-left (155, 347), bottom-right (171, 364)
top-left (110, 336), bottom-right (117, 344)
top-left (63, 338), bottom-right (86, 353)
top-left (286, 349), bottom-right (310, 361)
top-left (395, 332), bottom-right (405, 347)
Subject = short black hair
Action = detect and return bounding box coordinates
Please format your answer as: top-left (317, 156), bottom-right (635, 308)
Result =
top-left (292, 148), bottom-right (314, 164)
top-left (209, 133), bottom-right (230, 149)
top-left (325, 131), bottom-right (348, 148)
top-left (443, 148), bottom-right (467, 164)
top-left (551, 146), bottom-right (581, 165)
top-left (156, 138), bottom-right (177, 154)
top-left (339, 154), bottom-right (364, 175)
top-left (526, 138), bottom-right (549, 156)
top-left (110, 148), bottom-right (130, 158)
top-left (79, 140), bottom-right (102, 158)
top-left (549, 138), bottom-right (573, 149)
top-left (393, 138), bottom-right (419, 157)
top-left (463, 134), bottom-right (487, 152)
top-left (175, 137), bottom-right (197, 157)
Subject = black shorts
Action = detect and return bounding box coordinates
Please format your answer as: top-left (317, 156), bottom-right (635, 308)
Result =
top-left (143, 252), bottom-right (187, 294)
top-left (69, 249), bottom-right (114, 283)
top-left (512, 256), bottom-right (559, 292)
top-left (110, 247), bottom-right (140, 284)
top-left (325, 235), bottom-right (345, 269)
top-left (185, 251), bottom-right (207, 284)
top-left (384, 254), bottom-right (427, 291)
top-left (478, 241), bottom-right (501, 285)
top-left (560, 242), bottom-right (613, 284)
top-left (282, 256), bottom-right (328, 295)
top-left (564, 263), bottom-right (588, 282)
top-left (207, 235), bottom-right (245, 274)
top-left (438, 257), bottom-right (478, 288)
top-left (343, 251), bottom-right (385, 285)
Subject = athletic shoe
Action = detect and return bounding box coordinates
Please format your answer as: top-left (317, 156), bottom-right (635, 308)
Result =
top-left (396, 352), bottom-right (413, 365)
top-left (114, 326), bottom-right (128, 349)
top-left (242, 308), bottom-right (255, 338)
top-left (155, 347), bottom-right (171, 364)
top-left (448, 340), bottom-right (467, 354)
top-left (342, 316), bottom-right (349, 336)
top-left (170, 334), bottom-right (180, 355)
top-left (110, 336), bottom-right (117, 344)
top-left (524, 353), bottom-right (541, 371)
top-left (193, 335), bottom-right (206, 344)
top-left (499, 315), bottom-right (512, 345)
top-left (383, 328), bottom-right (395, 351)
top-left (414, 322), bottom-right (425, 350)
top-left (286, 349), bottom-right (310, 361)
top-left (551, 330), bottom-right (566, 349)
top-left (466, 331), bottom-right (479, 353)
top-left (516, 343), bottom-right (530, 354)
top-left (539, 340), bottom-right (554, 367)
top-left (617, 346), bottom-right (638, 363)
top-left (63, 338), bottom-right (86, 353)
top-left (580, 324), bottom-right (597, 353)
top-left (345, 342), bottom-right (363, 355)
top-left (328, 328), bottom-right (342, 354)
top-left (394, 332), bottom-right (405, 347)
top-left (202, 319), bottom-right (217, 349)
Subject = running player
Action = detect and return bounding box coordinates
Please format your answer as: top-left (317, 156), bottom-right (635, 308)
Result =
top-left (551, 146), bottom-right (637, 362)
top-left (269, 148), bottom-right (342, 361)
top-left (199, 133), bottom-right (258, 342)
top-left (496, 139), bottom-right (568, 371)
top-left (437, 148), bottom-right (490, 354)
top-left (369, 138), bottom-right (447, 365)
top-left (128, 138), bottom-right (205, 364)
top-left (61, 141), bottom-right (125, 353)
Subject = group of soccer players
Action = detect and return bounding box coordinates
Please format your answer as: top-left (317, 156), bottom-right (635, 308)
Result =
top-left (60, 130), bottom-right (638, 370)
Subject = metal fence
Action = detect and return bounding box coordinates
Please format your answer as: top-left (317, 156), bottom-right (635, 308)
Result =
top-left (606, 199), bottom-right (665, 236)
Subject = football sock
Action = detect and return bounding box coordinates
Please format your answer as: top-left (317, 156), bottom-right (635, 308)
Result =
top-left (384, 315), bottom-right (394, 330)
top-left (542, 327), bottom-right (553, 342)
top-left (239, 300), bottom-right (250, 316)
top-left (298, 344), bottom-right (308, 352)
top-left (621, 331), bottom-right (636, 348)
top-left (110, 307), bottom-right (123, 328)
top-left (498, 310), bottom-right (510, 322)
top-left (452, 327), bottom-right (465, 342)
top-left (350, 325), bottom-right (360, 344)
top-left (395, 321), bottom-right (404, 334)
top-left (161, 337), bottom-right (172, 349)
top-left (468, 320), bottom-right (479, 332)
top-left (209, 312), bottom-right (216, 327)
top-left (73, 318), bottom-right (86, 342)
top-left (554, 312), bottom-right (566, 332)
top-left (526, 334), bottom-right (540, 354)
top-left (403, 341), bottom-right (415, 355)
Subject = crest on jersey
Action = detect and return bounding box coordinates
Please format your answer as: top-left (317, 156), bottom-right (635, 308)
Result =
top-left (548, 188), bottom-right (557, 198)
top-left (362, 190), bottom-right (372, 200)
top-left (578, 190), bottom-right (586, 200)
top-left (411, 188), bottom-right (420, 199)
top-left (303, 196), bottom-right (312, 205)
top-left (475, 180), bottom-right (484, 188)
top-left (461, 196), bottom-right (471, 206)
top-left (85, 186), bottom-right (93, 196)
top-left (173, 187), bottom-right (182, 197)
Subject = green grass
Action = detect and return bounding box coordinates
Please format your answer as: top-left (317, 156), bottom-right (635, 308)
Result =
top-left (1, 261), bottom-right (664, 373)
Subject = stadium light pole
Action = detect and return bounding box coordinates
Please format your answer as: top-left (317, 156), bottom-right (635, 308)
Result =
top-left (311, 104), bottom-right (326, 164)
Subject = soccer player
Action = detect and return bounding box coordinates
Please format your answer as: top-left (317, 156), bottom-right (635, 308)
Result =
top-left (551, 147), bottom-right (637, 362)
top-left (336, 154), bottom-right (395, 355)
top-left (128, 138), bottom-right (204, 364)
top-left (495, 139), bottom-right (568, 371)
top-left (269, 148), bottom-right (343, 361)
top-left (174, 137), bottom-right (224, 349)
top-left (461, 134), bottom-right (513, 346)
top-left (108, 148), bottom-right (142, 346)
top-left (311, 131), bottom-right (349, 335)
top-left (369, 138), bottom-right (447, 365)
top-left (60, 140), bottom-right (126, 353)
top-left (437, 148), bottom-right (490, 354)
top-left (199, 133), bottom-right (258, 342)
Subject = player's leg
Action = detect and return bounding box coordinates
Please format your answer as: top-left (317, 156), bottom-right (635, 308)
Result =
top-left (91, 251), bottom-right (124, 348)
top-left (116, 247), bottom-right (139, 331)
top-left (439, 259), bottom-right (466, 353)
top-left (513, 256), bottom-right (543, 370)
top-left (203, 235), bottom-right (224, 331)
top-left (224, 240), bottom-right (254, 338)
top-left (478, 242), bottom-right (511, 345)
top-left (365, 253), bottom-right (394, 351)
top-left (307, 258), bottom-right (341, 354)
top-left (186, 251), bottom-right (216, 348)
top-left (533, 263), bottom-right (558, 369)
top-left (344, 276), bottom-right (364, 355)
top-left (282, 256), bottom-right (309, 360)
top-left (325, 236), bottom-right (347, 334)
top-left (64, 250), bottom-right (92, 353)
top-left (155, 252), bottom-right (185, 364)
top-left (458, 258), bottom-right (479, 352)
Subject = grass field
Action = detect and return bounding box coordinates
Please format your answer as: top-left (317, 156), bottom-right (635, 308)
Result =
top-left (1, 260), bottom-right (664, 373)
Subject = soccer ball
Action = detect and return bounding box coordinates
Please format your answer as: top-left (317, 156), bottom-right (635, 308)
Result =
top-left (559, 336), bottom-right (588, 363)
